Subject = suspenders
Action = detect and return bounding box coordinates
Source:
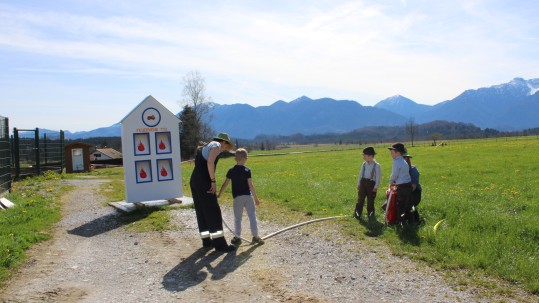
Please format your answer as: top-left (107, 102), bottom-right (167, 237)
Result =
top-left (361, 162), bottom-right (377, 181)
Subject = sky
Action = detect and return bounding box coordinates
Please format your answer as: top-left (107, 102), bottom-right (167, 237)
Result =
top-left (1, 0), bottom-right (539, 132)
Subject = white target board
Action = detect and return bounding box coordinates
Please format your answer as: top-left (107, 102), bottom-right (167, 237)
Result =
top-left (120, 95), bottom-right (183, 203)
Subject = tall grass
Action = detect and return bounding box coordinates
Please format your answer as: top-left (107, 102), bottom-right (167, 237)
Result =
top-left (182, 136), bottom-right (539, 293)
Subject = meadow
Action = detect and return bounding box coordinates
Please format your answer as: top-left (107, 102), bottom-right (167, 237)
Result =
top-left (182, 136), bottom-right (539, 294)
top-left (1, 136), bottom-right (537, 295)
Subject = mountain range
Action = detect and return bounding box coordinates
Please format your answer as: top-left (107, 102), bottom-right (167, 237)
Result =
top-left (59, 77), bottom-right (539, 140)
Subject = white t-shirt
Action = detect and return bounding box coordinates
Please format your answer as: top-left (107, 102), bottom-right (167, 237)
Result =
top-left (202, 141), bottom-right (221, 160)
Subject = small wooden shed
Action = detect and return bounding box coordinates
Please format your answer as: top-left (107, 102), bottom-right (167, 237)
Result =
top-left (65, 142), bottom-right (92, 173)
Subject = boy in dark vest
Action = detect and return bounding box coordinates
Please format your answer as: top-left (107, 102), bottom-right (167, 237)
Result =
top-left (354, 147), bottom-right (382, 220)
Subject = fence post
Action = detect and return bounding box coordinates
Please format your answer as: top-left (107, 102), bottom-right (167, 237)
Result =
top-left (43, 133), bottom-right (48, 165)
top-left (35, 128), bottom-right (40, 175)
top-left (6, 118), bottom-right (10, 192)
top-left (0, 117), bottom-right (10, 193)
top-left (13, 128), bottom-right (20, 179)
top-left (60, 130), bottom-right (65, 172)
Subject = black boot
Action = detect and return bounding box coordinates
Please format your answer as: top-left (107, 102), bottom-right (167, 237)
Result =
top-left (202, 238), bottom-right (213, 248)
top-left (213, 237), bottom-right (236, 252)
top-left (353, 204), bottom-right (362, 220)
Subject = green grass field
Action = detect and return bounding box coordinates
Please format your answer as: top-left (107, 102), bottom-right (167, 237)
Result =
top-left (2, 136), bottom-right (537, 295)
top-left (183, 136), bottom-right (539, 294)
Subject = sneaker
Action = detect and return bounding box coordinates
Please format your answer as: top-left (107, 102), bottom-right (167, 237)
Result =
top-left (230, 237), bottom-right (242, 246)
top-left (252, 236), bottom-right (265, 245)
top-left (353, 210), bottom-right (361, 220)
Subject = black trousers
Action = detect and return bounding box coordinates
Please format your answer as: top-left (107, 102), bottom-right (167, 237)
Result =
top-left (190, 175), bottom-right (228, 249)
top-left (355, 178), bottom-right (376, 217)
top-left (396, 183), bottom-right (413, 222)
top-left (412, 189), bottom-right (422, 207)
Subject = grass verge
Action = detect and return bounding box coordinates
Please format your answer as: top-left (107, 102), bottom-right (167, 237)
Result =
top-left (0, 171), bottom-right (70, 285)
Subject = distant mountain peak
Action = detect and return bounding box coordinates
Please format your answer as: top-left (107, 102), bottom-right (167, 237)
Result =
top-left (375, 95), bottom-right (416, 107)
top-left (374, 95), bottom-right (431, 118)
top-left (387, 94), bottom-right (405, 100)
top-left (290, 96), bottom-right (313, 103)
top-left (491, 77), bottom-right (538, 95)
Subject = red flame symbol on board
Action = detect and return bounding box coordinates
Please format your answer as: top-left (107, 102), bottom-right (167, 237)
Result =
top-left (160, 167), bottom-right (168, 177)
top-left (159, 140), bottom-right (166, 150)
top-left (139, 168), bottom-right (147, 179)
top-left (137, 141), bottom-right (145, 151)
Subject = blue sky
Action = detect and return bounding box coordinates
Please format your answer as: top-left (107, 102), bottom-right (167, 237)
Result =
top-left (1, 0), bottom-right (538, 132)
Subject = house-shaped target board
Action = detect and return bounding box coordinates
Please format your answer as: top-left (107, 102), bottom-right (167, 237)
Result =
top-left (120, 95), bottom-right (183, 204)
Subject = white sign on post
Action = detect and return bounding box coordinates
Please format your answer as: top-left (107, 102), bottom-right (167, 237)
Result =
top-left (120, 95), bottom-right (183, 203)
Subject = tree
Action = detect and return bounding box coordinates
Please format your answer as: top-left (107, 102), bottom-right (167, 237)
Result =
top-left (179, 71), bottom-right (215, 159)
top-left (179, 105), bottom-right (198, 160)
top-left (405, 117), bottom-right (417, 147)
top-left (431, 132), bottom-right (441, 146)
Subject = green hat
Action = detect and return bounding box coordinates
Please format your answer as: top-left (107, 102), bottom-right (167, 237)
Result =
top-left (213, 132), bottom-right (232, 144)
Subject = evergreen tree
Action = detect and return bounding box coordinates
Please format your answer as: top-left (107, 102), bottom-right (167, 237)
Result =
top-left (179, 105), bottom-right (198, 160)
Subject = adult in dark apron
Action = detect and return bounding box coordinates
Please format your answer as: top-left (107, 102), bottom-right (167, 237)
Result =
top-left (189, 133), bottom-right (235, 252)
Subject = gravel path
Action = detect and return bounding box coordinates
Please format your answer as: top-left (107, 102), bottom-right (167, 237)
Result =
top-left (0, 178), bottom-right (532, 302)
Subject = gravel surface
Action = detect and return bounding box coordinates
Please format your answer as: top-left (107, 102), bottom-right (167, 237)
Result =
top-left (0, 179), bottom-right (533, 302)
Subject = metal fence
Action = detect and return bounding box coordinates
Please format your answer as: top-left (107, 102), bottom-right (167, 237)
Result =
top-left (13, 128), bottom-right (65, 179)
top-left (0, 116), bottom-right (10, 194)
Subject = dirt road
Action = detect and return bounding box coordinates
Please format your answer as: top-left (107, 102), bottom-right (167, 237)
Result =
top-left (0, 179), bottom-right (531, 302)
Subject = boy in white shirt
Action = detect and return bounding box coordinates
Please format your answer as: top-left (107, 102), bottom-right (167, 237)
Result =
top-left (354, 147), bottom-right (382, 220)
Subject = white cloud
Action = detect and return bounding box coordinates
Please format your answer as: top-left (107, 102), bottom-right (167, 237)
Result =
top-left (1, 0), bottom-right (539, 131)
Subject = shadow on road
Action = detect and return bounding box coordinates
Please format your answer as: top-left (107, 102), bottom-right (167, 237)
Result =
top-left (162, 244), bottom-right (260, 291)
top-left (67, 208), bottom-right (153, 237)
top-left (358, 216), bottom-right (386, 237)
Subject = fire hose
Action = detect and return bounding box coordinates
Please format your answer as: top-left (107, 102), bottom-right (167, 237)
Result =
top-left (222, 215), bottom-right (348, 243)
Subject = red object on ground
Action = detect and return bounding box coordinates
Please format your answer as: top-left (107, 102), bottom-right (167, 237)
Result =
top-left (385, 189), bottom-right (398, 225)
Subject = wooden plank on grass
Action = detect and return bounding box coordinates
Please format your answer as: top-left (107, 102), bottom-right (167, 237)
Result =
top-left (108, 196), bottom-right (193, 213)
top-left (108, 201), bottom-right (138, 213)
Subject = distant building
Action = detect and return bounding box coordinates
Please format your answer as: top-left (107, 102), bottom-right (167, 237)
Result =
top-left (65, 142), bottom-right (92, 173)
top-left (91, 148), bottom-right (123, 161)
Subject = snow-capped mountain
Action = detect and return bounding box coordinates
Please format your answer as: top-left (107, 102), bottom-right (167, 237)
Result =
top-left (54, 77), bottom-right (539, 139)
top-left (415, 78), bottom-right (539, 130)
top-left (374, 95), bottom-right (432, 118)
